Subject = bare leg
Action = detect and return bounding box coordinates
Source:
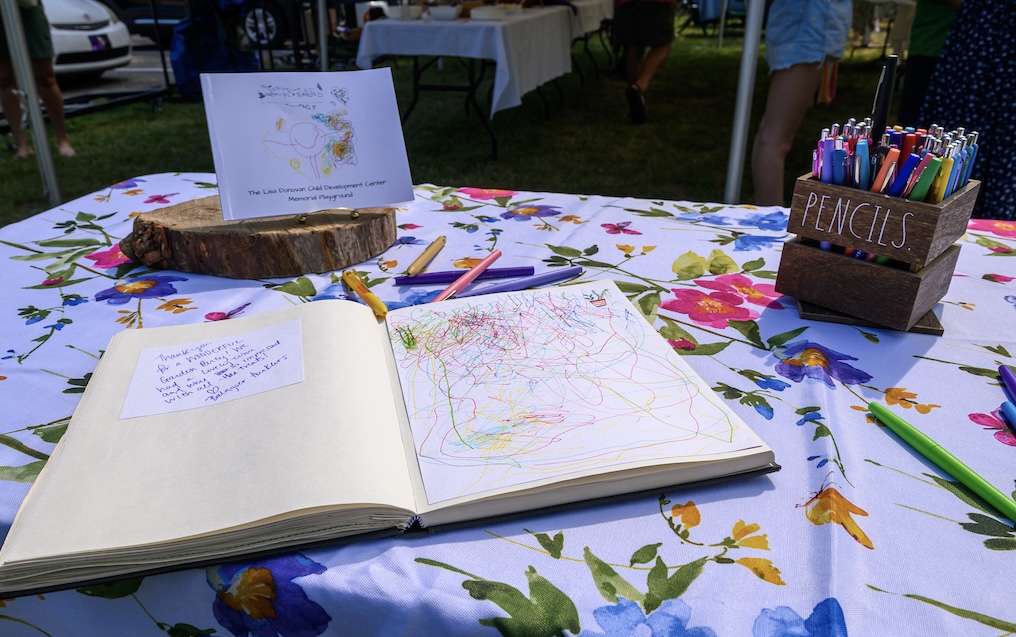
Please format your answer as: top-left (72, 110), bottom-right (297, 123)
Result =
top-left (32, 59), bottom-right (75, 157)
top-left (635, 43), bottom-right (671, 93)
top-left (624, 46), bottom-right (645, 86)
top-left (0, 60), bottom-right (32, 158)
top-left (751, 62), bottom-right (822, 206)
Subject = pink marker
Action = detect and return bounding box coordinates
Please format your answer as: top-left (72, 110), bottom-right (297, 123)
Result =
top-left (432, 250), bottom-right (503, 302)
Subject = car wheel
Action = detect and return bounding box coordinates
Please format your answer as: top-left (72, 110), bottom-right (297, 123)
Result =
top-left (240, 0), bottom-right (288, 48)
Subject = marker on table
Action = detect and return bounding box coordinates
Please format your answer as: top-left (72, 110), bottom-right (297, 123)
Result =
top-left (406, 235), bottom-right (446, 277)
top-left (998, 365), bottom-right (1016, 400)
top-left (432, 249), bottom-right (502, 302)
top-left (456, 266), bottom-right (584, 298)
top-left (341, 269), bottom-right (388, 318)
top-left (868, 402), bottom-right (1016, 525)
top-left (1000, 401), bottom-right (1016, 434)
top-left (393, 266), bottom-right (534, 286)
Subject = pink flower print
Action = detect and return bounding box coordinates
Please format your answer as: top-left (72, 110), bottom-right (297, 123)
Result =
top-left (457, 187), bottom-right (516, 200)
top-left (660, 289), bottom-right (759, 328)
top-left (144, 193), bottom-right (179, 205)
top-left (697, 273), bottom-right (784, 309)
top-left (601, 221), bottom-right (641, 235)
top-left (84, 245), bottom-right (132, 270)
top-left (205, 303), bottom-right (251, 321)
top-left (969, 219), bottom-right (1016, 239)
top-left (969, 411), bottom-right (1016, 447)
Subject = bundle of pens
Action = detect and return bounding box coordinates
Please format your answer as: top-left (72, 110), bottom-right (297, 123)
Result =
top-left (812, 119), bottom-right (978, 204)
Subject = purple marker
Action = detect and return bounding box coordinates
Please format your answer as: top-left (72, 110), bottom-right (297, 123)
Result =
top-left (394, 266), bottom-right (535, 286)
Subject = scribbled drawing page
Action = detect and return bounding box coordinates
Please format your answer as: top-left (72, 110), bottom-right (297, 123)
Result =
top-left (387, 281), bottom-right (764, 505)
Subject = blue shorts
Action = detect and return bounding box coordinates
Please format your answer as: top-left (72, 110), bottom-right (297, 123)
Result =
top-left (765, 0), bottom-right (852, 72)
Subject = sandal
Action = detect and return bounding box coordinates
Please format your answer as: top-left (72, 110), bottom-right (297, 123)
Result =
top-left (625, 84), bottom-right (646, 124)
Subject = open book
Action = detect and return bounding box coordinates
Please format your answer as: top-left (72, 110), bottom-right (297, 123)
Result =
top-left (0, 281), bottom-right (777, 595)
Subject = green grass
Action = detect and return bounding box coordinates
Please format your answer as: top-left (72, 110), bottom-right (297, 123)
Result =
top-left (0, 23), bottom-right (895, 228)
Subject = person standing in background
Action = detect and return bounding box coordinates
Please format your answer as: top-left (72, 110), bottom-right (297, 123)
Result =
top-left (612, 0), bottom-right (676, 124)
top-left (0, 1), bottom-right (75, 159)
top-left (750, 0), bottom-right (852, 206)
top-left (896, 0), bottom-right (959, 128)
top-left (918, 0), bottom-right (1013, 219)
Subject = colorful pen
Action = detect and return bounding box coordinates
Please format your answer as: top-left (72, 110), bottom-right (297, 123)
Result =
top-left (907, 156), bottom-right (941, 202)
top-left (901, 153), bottom-right (936, 198)
top-left (998, 365), bottom-right (1016, 400)
top-left (457, 266), bottom-right (584, 298)
top-left (885, 153), bottom-right (921, 198)
top-left (341, 269), bottom-right (388, 318)
top-left (870, 147), bottom-right (900, 193)
top-left (868, 402), bottom-right (1016, 524)
top-left (393, 266), bottom-right (534, 286)
top-left (432, 249), bottom-right (502, 302)
top-left (406, 235), bottom-right (446, 277)
top-left (1001, 402), bottom-right (1016, 428)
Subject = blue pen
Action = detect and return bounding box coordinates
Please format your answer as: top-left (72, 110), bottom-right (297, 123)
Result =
top-left (998, 365), bottom-right (1016, 400)
top-left (946, 146), bottom-right (965, 197)
top-left (456, 266), bottom-right (584, 298)
top-left (1001, 402), bottom-right (1016, 433)
top-left (821, 138), bottom-right (835, 183)
top-left (886, 153), bottom-right (921, 198)
top-left (961, 132), bottom-right (978, 186)
top-left (832, 138), bottom-right (846, 186)
top-left (854, 139), bottom-right (870, 190)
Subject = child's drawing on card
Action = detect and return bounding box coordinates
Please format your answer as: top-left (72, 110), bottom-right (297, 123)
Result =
top-left (258, 82), bottom-right (358, 178)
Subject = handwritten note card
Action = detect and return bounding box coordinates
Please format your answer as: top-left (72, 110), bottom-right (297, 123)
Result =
top-left (119, 320), bottom-right (305, 420)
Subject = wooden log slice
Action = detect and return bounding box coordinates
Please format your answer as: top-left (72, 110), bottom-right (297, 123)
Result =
top-left (119, 196), bottom-right (397, 279)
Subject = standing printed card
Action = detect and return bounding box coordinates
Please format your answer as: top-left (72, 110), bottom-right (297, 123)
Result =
top-left (200, 69), bottom-right (414, 220)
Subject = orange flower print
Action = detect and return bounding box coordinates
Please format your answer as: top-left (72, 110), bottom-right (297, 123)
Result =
top-left (732, 520), bottom-right (770, 550)
top-left (671, 501), bottom-right (701, 529)
top-left (884, 387), bottom-right (940, 414)
top-left (803, 486), bottom-right (874, 549)
top-left (734, 557), bottom-right (786, 585)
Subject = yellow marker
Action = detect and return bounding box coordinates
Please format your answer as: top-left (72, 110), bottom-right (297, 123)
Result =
top-left (341, 270), bottom-right (388, 318)
top-left (927, 155), bottom-right (954, 204)
top-left (406, 236), bottom-right (446, 276)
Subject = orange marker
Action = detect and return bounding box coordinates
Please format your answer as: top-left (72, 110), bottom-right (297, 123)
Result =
top-left (342, 270), bottom-right (388, 318)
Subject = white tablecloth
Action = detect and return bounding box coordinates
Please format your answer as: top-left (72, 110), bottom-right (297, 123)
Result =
top-left (570, 0), bottom-right (613, 38)
top-left (356, 7), bottom-right (573, 117)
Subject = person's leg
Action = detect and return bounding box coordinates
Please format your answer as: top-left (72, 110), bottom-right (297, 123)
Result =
top-left (0, 59), bottom-right (32, 158)
top-left (751, 62), bottom-right (822, 206)
top-left (635, 42), bottom-right (671, 93)
top-left (31, 58), bottom-right (74, 157)
top-left (624, 45), bottom-right (644, 86)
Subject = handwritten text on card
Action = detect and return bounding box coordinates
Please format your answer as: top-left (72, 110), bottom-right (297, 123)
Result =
top-left (119, 320), bottom-right (305, 419)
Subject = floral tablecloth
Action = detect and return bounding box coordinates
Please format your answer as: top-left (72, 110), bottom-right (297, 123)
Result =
top-left (1, 173), bottom-right (1015, 636)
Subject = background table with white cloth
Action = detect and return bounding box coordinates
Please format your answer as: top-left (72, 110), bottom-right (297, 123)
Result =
top-left (1, 173), bottom-right (1015, 636)
top-left (356, 7), bottom-right (573, 118)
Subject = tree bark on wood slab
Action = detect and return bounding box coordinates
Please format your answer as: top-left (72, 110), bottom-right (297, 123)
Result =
top-left (120, 196), bottom-right (396, 279)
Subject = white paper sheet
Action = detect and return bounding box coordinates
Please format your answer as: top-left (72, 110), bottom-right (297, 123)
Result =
top-left (119, 320), bottom-right (305, 419)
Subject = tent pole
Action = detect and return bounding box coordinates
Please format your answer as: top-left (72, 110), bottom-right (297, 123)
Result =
top-left (318, 0), bottom-right (328, 72)
top-left (1, 2), bottom-right (60, 206)
top-left (722, 0), bottom-right (763, 204)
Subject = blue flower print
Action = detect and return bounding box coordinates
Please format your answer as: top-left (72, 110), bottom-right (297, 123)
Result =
top-left (397, 236), bottom-right (427, 246)
top-left (388, 287), bottom-right (442, 310)
top-left (579, 598), bottom-right (718, 637)
top-left (734, 235), bottom-right (788, 252)
top-left (208, 554), bottom-right (331, 637)
top-left (742, 210), bottom-right (789, 232)
top-left (753, 598), bottom-right (847, 637)
top-left (94, 275), bottom-right (187, 305)
top-left (755, 376), bottom-right (791, 391)
top-left (674, 212), bottom-right (734, 226)
top-left (773, 340), bottom-right (873, 387)
top-left (311, 282), bottom-right (351, 301)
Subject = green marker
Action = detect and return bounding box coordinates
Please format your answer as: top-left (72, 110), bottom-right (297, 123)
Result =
top-left (868, 402), bottom-right (1016, 525)
top-left (905, 156), bottom-right (941, 202)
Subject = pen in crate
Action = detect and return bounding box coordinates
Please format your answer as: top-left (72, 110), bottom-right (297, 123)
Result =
top-left (811, 119), bottom-right (978, 204)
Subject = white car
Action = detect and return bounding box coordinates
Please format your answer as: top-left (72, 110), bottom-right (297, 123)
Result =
top-left (43, 0), bottom-right (132, 76)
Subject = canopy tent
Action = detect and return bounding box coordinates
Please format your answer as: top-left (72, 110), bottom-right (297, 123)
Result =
top-left (1, 0), bottom-right (60, 205)
top-left (723, 0), bottom-right (764, 203)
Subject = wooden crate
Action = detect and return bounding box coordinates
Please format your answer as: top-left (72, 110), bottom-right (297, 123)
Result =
top-left (787, 174), bottom-right (978, 267)
top-left (775, 174), bottom-right (979, 333)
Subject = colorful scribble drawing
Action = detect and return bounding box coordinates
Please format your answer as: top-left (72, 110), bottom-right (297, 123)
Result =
top-left (262, 109), bottom-right (357, 178)
top-left (388, 286), bottom-right (758, 504)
